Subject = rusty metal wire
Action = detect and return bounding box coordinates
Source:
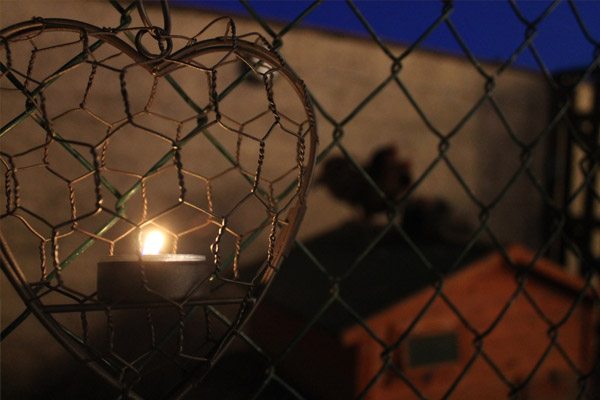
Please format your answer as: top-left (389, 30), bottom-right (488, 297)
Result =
top-left (0, 3), bottom-right (316, 398)
top-left (2, 0), bottom-right (600, 399)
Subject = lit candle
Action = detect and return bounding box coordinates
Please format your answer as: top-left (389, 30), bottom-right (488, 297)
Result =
top-left (142, 230), bottom-right (165, 255)
top-left (97, 230), bottom-right (209, 303)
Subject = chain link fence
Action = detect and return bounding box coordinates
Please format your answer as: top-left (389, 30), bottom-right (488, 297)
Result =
top-left (231, 2), bottom-right (600, 399)
top-left (1, 1), bottom-right (599, 399)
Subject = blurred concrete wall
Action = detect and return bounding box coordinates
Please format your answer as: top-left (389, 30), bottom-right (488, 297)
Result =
top-left (1, 0), bottom-right (551, 243)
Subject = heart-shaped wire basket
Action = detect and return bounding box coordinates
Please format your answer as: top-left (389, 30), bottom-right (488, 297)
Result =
top-left (0, 8), bottom-right (317, 399)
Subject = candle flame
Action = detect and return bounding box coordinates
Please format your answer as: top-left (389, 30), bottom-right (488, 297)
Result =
top-left (142, 230), bottom-right (165, 255)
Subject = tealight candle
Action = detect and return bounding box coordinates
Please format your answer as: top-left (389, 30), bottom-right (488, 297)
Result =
top-left (97, 230), bottom-right (210, 303)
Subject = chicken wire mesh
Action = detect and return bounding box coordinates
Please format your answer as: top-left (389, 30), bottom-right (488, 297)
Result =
top-left (0, 2), bottom-right (317, 398)
top-left (1, 0), bottom-right (600, 399)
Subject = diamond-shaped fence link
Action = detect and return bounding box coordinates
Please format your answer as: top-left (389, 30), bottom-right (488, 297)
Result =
top-left (1, 1), bottom-right (599, 399)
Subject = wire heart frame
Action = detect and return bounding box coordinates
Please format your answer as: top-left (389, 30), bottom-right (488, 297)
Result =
top-left (0, 10), bottom-right (316, 400)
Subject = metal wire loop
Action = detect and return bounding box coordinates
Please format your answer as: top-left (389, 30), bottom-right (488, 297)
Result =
top-left (136, 0), bottom-right (171, 35)
top-left (135, 0), bottom-right (173, 59)
top-left (134, 27), bottom-right (173, 59)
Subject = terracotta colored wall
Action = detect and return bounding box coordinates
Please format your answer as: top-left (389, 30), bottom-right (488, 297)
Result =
top-left (344, 248), bottom-right (596, 399)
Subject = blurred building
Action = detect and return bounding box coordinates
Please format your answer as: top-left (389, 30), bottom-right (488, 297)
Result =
top-left (250, 233), bottom-right (598, 400)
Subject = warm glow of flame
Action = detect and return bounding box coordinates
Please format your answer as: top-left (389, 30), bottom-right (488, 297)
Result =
top-left (142, 230), bottom-right (165, 255)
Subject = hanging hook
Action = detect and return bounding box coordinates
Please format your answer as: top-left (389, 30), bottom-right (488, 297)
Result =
top-left (137, 0), bottom-right (171, 35)
top-left (135, 0), bottom-right (173, 59)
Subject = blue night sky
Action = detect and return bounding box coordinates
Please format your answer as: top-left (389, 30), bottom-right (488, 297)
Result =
top-left (173, 0), bottom-right (600, 72)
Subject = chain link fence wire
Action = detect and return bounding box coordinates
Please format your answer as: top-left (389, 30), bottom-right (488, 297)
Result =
top-left (1, 0), bottom-right (600, 399)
